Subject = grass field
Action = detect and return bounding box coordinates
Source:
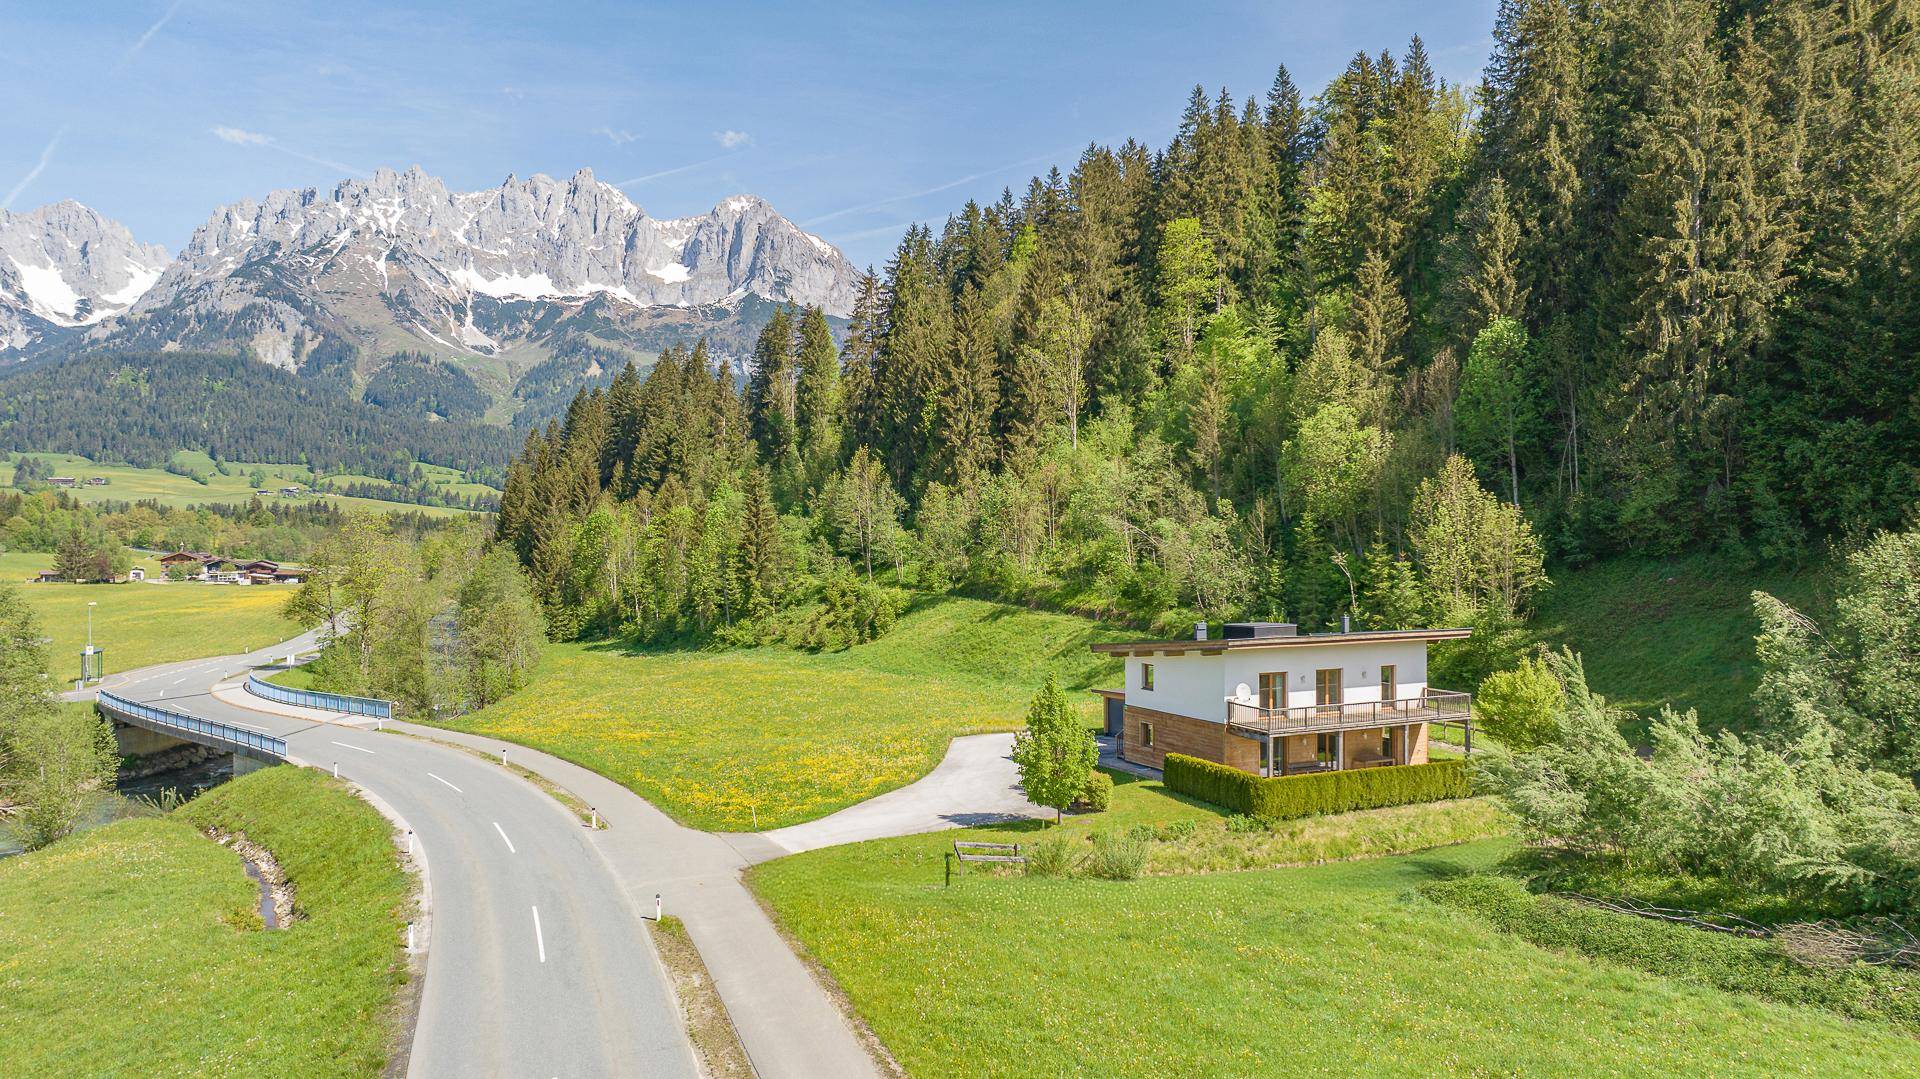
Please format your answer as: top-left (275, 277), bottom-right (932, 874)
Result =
top-left (0, 766), bottom-right (412, 1077)
top-left (749, 780), bottom-right (1920, 1078)
top-left (2, 552), bottom-right (302, 677)
top-left (1530, 552), bottom-right (1837, 734)
top-left (434, 596), bottom-right (1128, 831)
top-left (1, 451), bottom-right (486, 518)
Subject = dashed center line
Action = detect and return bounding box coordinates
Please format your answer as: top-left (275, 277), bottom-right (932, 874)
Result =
top-left (329, 740), bottom-right (376, 754)
top-left (531, 905), bottom-right (546, 963)
top-left (427, 772), bottom-right (462, 793)
top-left (493, 822), bottom-right (517, 853)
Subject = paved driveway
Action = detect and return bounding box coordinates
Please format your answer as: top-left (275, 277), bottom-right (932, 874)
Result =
top-left (740, 733), bottom-right (1047, 862)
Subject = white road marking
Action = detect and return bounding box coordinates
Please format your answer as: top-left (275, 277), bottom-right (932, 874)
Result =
top-left (427, 772), bottom-right (462, 793)
top-left (227, 719), bottom-right (269, 733)
top-left (171, 676), bottom-right (186, 685)
top-left (493, 822), bottom-right (517, 853)
top-left (330, 740), bottom-right (375, 754)
top-left (531, 905), bottom-right (546, 963)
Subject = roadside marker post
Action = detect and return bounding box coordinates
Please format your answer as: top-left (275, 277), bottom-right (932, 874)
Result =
top-left (405, 829), bottom-right (414, 857)
top-left (654, 893), bottom-right (662, 921)
top-left (407, 921), bottom-right (415, 952)
top-left (332, 761), bottom-right (339, 778)
top-left (590, 808), bottom-right (599, 830)
top-left (500, 748), bottom-right (508, 766)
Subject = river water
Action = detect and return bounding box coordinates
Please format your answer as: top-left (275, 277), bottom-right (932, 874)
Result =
top-left (0, 754), bottom-right (235, 858)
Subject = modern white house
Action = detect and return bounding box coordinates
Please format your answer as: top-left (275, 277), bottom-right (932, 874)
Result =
top-left (1091, 621), bottom-right (1473, 776)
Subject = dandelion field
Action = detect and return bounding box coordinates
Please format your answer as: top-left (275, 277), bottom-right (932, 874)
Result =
top-left (748, 779), bottom-right (1920, 1078)
top-left (434, 596), bottom-right (1129, 831)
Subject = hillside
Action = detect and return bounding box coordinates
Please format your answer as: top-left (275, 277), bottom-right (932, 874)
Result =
top-left (1, 452), bottom-right (490, 517)
top-left (0, 350), bottom-right (514, 481)
top-left (1529, 553), bottom-right (1838, 736)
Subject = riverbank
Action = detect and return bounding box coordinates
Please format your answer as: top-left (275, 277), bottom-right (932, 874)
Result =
top-left (0, 765), bottom-right (415, 1075)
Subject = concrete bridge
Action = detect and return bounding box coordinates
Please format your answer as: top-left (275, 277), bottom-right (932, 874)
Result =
top-left (97, 689), bottom-right (286, 777)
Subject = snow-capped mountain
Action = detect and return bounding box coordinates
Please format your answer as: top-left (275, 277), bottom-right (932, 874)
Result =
top-left (97, 166), bottom-right (857, 372)
top-left (0, 201), bottom-right (168, 351)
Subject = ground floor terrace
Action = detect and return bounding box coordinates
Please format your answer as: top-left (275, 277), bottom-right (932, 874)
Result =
top-left (1100, 690), bottom-right (1473, 776)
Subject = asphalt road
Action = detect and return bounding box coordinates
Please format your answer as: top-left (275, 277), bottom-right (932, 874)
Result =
top-left (104, 643), bottom-right (697, 1079)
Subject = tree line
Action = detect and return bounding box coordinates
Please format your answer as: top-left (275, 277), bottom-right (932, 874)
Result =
top-left (0, 350), bottom-right (513, 483)
top-left (498, 2), bottom-right (1915, 676)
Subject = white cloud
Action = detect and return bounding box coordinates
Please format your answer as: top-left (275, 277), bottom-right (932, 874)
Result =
top-left (594, 126), bottom-right (639, 146)
top-left (713, 129), bottom-right (752, 149)
top-left (212, 125), bottom-right (270, 146)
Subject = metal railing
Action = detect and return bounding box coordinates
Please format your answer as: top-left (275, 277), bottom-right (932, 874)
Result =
top-left (1226, 690), bottom-right (1472, 736)
top-left (245, 672), bottom-right (392, 719)
top-left (98, 690), bottom-right (287, 759)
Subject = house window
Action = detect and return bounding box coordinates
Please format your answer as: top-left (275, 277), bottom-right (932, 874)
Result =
top-left (1141, 722), bottom-right (1155, 747)
top-left (1316, 668), bottom-right (1344, 709)
top-left (1258, 672), bottom-right (1286, 711)
top-left (1140, 662), bottom-right (1155, 691)
top-left (1316, 732), bottom-right (1335, 762)
top-left (1382, 727), bottom-right (1397, 761)
top-left (1380, 664), bottom-right (1397, 703)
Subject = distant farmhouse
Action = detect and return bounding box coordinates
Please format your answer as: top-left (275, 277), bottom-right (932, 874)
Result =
top-left (47, 476), bottom-right (76, 488)
top-left (157, 551), bottom-right (306, 584)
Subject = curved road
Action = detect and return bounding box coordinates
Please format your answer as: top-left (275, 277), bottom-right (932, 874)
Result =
top-left (102, 640), bottom-right (696, 1078)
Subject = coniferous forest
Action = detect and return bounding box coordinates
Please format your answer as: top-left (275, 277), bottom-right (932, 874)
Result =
top-left (491, 1), bottom-right (1915, 655)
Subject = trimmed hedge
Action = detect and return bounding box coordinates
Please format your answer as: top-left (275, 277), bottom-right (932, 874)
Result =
top-left (1163, 754), bottom-right (1470, 819)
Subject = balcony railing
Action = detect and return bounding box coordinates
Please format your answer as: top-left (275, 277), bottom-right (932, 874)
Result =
top-left (1226, 690), bottom-right (1471, 738)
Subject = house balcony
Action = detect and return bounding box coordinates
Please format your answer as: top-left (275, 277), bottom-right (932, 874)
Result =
top-left (1225, 691), bottom-right (1472, 741)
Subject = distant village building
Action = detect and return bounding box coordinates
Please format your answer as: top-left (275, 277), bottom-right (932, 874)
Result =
top-left (47, 476), bottom-right (76, 488)
top-left (127, 567), bottom-right (146, 581)
top-left (157, 550), bottom-right (305, 584)
top-left (84, 476), bottom-right (109, 486)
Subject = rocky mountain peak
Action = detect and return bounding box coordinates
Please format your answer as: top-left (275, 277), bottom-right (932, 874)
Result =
top-left (0, 200), bottom-right (168, 351)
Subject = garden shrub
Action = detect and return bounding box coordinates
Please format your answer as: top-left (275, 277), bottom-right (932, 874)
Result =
top-left (1224, 813), bottom-right (1269, 834)
top-left (1025, 835), bottom-right (1076, 877)
top-left (1423, 875), bottom-right (1920, 1031)
top-left (1157, 819), bottom-right (1197, 841)
top-left (1086, 832), bottom-right (1147, 880)
top-left (1077, 770), bottom-right (1113, 812)
top-left (1165, 754), bottom-right (1471, 819)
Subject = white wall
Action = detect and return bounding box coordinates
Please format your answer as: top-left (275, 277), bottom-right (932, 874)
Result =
top-left (1126, 640), bottom-right (1433, 723)
top-left (1124, 652), bottom-right (1224, 722)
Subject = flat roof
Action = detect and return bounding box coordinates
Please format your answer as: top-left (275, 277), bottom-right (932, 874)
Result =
top-left (1089, 627), bottom-right (1472, 656)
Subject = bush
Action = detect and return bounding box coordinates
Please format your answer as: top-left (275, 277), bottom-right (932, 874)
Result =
top-left (1224, 813), bottom-right (1270, 834)
top-left (1158, 819), bottom-right (1198, 841)
top-left (1085, 832), bottom-right (1147, 881)
top-left (1423, 875), bottom-right (1920, 1030)
top-left (1164, 755), bottom-right (1471, 820)
top-left (1473, 654), bottom-right (1565, 749)
top-left (1024, 835), bottom-right (1076, 877)
top-left (1077, 770), bottom-right (1113, 812)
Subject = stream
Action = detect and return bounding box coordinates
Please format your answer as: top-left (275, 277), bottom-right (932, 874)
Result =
top-left (0, 754), bottom-right (236, 859)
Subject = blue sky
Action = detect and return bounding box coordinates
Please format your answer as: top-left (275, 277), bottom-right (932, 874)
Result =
top-left (1, 1), bottom-right (1497, 269)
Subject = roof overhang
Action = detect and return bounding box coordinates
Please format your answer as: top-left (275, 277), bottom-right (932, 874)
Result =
top-left (1089, 627), bottom-right (1472, 657)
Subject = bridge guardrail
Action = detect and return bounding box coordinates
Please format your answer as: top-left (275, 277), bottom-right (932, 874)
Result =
top-left (246, 672), bottom-right (393, 719)
top-left (98, 690), bottom-right (287, 759)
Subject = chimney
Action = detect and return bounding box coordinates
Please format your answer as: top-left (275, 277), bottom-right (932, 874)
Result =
top-left (1341, 614), bottom-right (1351, 633)
top-left (1195, 621), bottom-right (1208, 642)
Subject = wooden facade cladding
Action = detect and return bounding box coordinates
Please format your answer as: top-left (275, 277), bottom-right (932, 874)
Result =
top-left (1121, 704), bottom-right (1259, 772)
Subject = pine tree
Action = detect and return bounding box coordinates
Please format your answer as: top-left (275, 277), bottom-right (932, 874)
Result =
top-left (794, 305), bottom-right (842, 492)
top-left (746, 306), bottom-right (800, 477)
